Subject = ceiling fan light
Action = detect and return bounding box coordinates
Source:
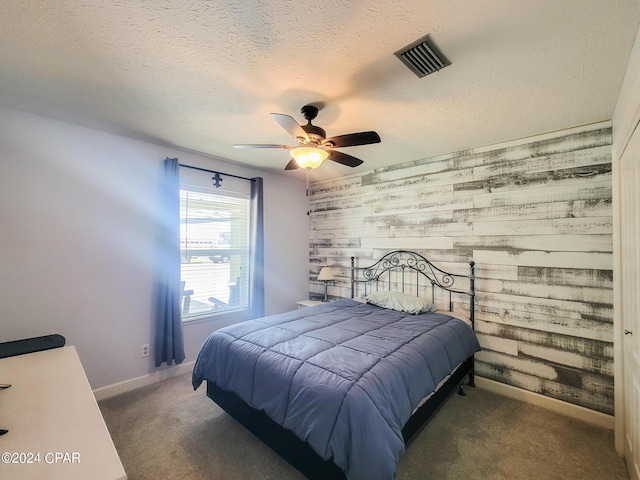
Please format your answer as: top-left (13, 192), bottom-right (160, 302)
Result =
top-left (290, 146), bottom-right (329, 169)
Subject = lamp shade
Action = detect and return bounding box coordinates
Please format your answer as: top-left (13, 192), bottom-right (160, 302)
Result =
top-left (317, 267), bottom-right (335, 281)
top-left (290, 146), bottom-right (329, 169)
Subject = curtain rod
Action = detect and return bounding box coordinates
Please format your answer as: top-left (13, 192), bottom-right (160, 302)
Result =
top-left (179, 163), bottom-right (256, 188)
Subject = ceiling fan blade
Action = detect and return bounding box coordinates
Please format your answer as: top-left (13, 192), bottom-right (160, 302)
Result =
top-left (233, 144), bottom-right (292, 149)
top-left (284, 159), bottom-right (299, 170)
top-left (270, 113), bottom-right (309, 142)
top-left (323, 131), bottom-right (381, 148)
top-left (326, 150), bottom-right (364, 168)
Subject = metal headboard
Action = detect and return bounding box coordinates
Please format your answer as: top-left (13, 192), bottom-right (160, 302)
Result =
top-left (350, 250), bottom-right (475, 327)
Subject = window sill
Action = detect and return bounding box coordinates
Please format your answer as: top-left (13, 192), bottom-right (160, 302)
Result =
top-left (182, 307), bottom-right (250, 326)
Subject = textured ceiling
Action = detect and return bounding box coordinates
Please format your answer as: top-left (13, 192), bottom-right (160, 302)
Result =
top-left (1, 1), bottom-right (639, 181)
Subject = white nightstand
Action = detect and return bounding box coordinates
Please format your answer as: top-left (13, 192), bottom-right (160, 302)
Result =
top-left (296, 300), bottom-right (325, 309)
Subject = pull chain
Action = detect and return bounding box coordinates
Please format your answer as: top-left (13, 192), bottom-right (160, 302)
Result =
top-left (306, 169), bottom-right (310, 197)
top-left (306, 169), bottom-right (310, 215)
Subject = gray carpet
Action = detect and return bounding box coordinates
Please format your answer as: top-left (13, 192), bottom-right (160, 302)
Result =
top-left (99, 373), bottom-right (628, 480)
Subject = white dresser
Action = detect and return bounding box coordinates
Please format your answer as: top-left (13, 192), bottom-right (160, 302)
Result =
top-left (0, 346), bottom-right (127, 480)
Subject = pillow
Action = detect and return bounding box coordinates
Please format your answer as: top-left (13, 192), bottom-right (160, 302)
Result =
top-left (365, 291), bottom-right (437, 314)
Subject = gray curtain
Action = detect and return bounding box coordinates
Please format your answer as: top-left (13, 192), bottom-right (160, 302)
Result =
top-left (154, 157), bottom-right (185, 366)
top-left (249, 177), bottom-right (265, 318)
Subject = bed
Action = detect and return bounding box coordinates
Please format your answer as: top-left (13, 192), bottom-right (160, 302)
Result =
top-left (192, 250), bottom-right (480, 480)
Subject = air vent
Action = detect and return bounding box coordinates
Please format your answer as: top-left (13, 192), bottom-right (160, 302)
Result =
top-left (394, 34), bottom-right (450, 78)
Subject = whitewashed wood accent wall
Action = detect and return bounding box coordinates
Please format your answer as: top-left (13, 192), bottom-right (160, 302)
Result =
top-left (308, 124), bottom-right (613, 415)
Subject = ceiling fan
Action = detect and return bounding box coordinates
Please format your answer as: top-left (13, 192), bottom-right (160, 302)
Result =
top-left (233, 105), bottom-right (381, 170)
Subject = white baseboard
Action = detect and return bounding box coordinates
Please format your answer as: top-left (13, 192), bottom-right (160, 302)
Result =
top-left (475, 376), bottom-right (614, 430)
top-left (92, 365), bottom-right (614, 431)
top-left (92, 361), bottom-right (195, 401)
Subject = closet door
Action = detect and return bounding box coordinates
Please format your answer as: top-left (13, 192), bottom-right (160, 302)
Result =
top-left (620, 125), bottom-right (640, 480)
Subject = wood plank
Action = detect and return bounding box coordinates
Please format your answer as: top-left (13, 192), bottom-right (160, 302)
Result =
top-left (309, 184), bottom-right (373, 205)
top-left (308, 175), bottom-right (365, 199)
top-left (492, 127), bottom-right (612, 163)
top-left (362, 210), bottom-right (456, 227)
top-left (471, 181), bottom-right (611, 208)
top-left (469, 145), bottom-right (611, 183)
top-left (361, 127), bottom-right (611, 187)
top-left (475, 351), bottom-right (613, 396)
top-left (581, 372), bottom-right (614, 397)
top-left (455, 234), bottom-right (612, 253)
top-left (360, 237), bottom-right (454, 250)
top-left (311, 247), bottom-right (370, 259)
top-left (475, 333), bottom-right (518, 356)
top-left (370, 194), bottom-right (473, 216)
top-left (472, 216), bottom-right (612, 236)
top-left (517, 342), bottom-right (613, 376)
top-left (475, 320), bottom-right (614, 359)
top-left (310, 206), bottom-right (383, 224)
top-left (472, 249), bottom-right (612, 270)
top-left (475, 361), bottom-right (613, 414)
top-left (311, 184), bottom-right (454, 211)
top-left (479, 278), bottom-right (613, 304)
top-left (454, 163), bottom-right (612, 195)
top-left (362, 166), bottom-right (473, 193)
top-left (454, 199), bottom-right (611, 223)
top-left (475, 306), bottom-right (613, 342)
top-left (517, 266), bottom-right (613, 288)
top-left (474, 264), bottom-right (519, 281)
top-left (518, 126), bottom-right (611, 156)
top-left (477, 291), bottom-right (612, 323)
top-left (361, 157), bottom-right (457, 186)
top-left (310, 193), bottom-right (473, 222)
top-left (456, 173), bottom-right (613, 204)
top-left (476, 350), bottom-right (558, 380)
top-left (309, 225), bottom-right (389, 239)
top-left (310, 238), bottom-right (361, 249)
top-left (390, 222), bottom-right (473, 237)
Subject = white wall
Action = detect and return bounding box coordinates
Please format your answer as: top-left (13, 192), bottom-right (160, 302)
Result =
top-left (0, 107), bottom-right (309, 389)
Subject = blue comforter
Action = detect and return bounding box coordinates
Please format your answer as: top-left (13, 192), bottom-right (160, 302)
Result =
top-left (192, 299), bottom-right (480, 480)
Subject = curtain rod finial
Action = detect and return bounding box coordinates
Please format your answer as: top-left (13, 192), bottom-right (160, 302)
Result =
top-left (212, 172), bottom-right (223, 188)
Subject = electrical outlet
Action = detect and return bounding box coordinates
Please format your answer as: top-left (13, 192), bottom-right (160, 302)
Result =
top-left (141, 344), bottom-right (149, 357)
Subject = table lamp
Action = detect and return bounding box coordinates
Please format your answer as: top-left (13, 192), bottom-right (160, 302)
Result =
top-left (317, 267), bottom-right (335, 302)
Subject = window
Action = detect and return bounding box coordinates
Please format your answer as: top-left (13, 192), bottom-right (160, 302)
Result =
top-left (180, 185), bottom-right (250, 319)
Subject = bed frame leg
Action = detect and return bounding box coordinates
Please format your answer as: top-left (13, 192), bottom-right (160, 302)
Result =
top-left (458, 384), bottom-right (466, 396)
